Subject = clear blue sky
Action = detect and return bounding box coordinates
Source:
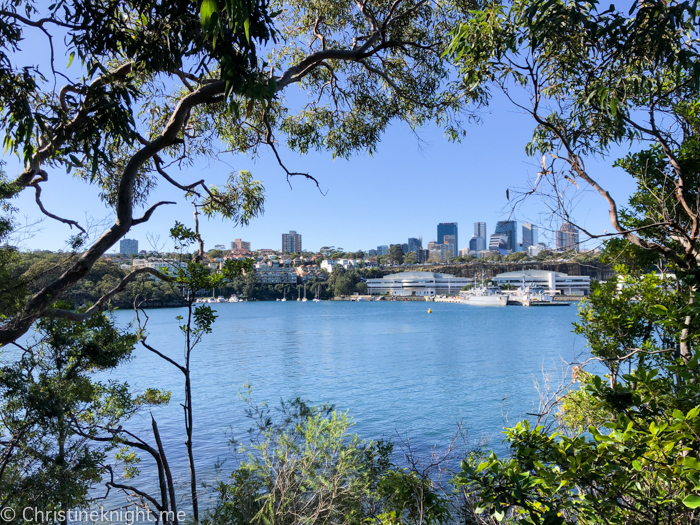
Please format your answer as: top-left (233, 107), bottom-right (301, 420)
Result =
top-left (4, 48), bottom-right (638, 254)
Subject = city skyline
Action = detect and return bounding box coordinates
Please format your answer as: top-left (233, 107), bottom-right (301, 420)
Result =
top-left (3, 89), bottom-right (636, 255)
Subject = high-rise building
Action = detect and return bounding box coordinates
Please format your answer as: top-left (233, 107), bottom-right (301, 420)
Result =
top-left (120, 238), bottom-right (138, 255)
top-left (437, 223), bottom-right (458, 257)
top-left (556, 222), bottom-right (580, 252)
top-left (282, 230), bottom-right (302, 253)
top-left (469, 236), bottom-right (486, 252)
top-left (495, 220), bottom-right (518, 252)
top-left (231, 238), bottom-right (251, 251)
top-left (377, 245), bottom-right (389, 256)
top-left (522, 224), bottom-right (538, 250)
top-left (474, 222), bottom-right (487, 239)
top-left (416, 249), bottom-right (429, 263)
top-left (489, 233), bottom-right (508, 254)
top-left (408, 237), bottom-right (423, 253)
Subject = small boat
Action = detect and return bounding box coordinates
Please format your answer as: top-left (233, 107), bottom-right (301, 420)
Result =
top-left (216, 296), bottom-right (226, 303)
top-left (228, 295), bottom-right (240, 303)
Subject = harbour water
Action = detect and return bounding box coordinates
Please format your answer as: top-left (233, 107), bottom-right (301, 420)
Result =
top-left (103, 300), bottom-right (587, 492)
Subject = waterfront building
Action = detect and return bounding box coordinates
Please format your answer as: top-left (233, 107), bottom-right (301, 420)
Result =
top-left (282, 230), bottom-right (302, 253)
top-left (489, 233), bottom-right (508, 254)
top-left (120, 238), bottom-right (138, 255)
top-left (132, 258), bottom-right (185, 277)
top-left (492, 269), bottom-right (591, 295)
top-left (231, 238), bottom-right (251, 251)
top-left (495, 220), bottom-right (518, 252)
top-left (366, 271), bottom-right (473, 296)
top-left (474, 222), bottom-right (487, 239)
top-left (522, 223), bottom-right (538, 250)
top-left (437, 223), bottom-right (458, 256)
top-left (469, 236), bottom-right (486, 252)
top-left (253, 261), bottom-right (297, 284)
top-left (408, 237), bottom-right (422, 253)
top-left (556, 222), bottom-right (580, 252)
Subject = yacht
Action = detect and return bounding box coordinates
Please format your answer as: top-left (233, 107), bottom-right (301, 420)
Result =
top-left (228, 295), bottom-right (240, 303)
top-left (302, 283), bottom-right (308, 302)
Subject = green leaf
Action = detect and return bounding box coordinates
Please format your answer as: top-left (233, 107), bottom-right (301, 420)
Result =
top-left (244, 18), bottom-right (251, 43)
top-left (200, 0), bottom-right (218, 26)
top-left (683, 494), bottom-right (700, 508)
top-left (649, 304), bottom-right (667, 316)
top-left (67, 51), bottom-right (75, 68)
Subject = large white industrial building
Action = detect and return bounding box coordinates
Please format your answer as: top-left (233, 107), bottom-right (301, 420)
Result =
top-left (492, 270), bottom-right (591, 295)
top-left (366, 272), bottom-right (472, 296)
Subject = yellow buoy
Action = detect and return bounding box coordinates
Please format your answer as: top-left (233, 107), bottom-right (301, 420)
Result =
top-left (428, 308), bottom-right (432, 313)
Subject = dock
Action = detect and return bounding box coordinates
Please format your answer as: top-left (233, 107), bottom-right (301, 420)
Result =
top-left (507, 298), bottom-right (570, 306)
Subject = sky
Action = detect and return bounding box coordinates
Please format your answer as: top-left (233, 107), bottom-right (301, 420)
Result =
top-left (4, 24), bottom-right (639, 255)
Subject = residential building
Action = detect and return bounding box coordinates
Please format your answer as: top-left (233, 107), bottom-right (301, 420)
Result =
top-left (495, 220), bottom-right (518, 252)
top-left (556, 222), bottom-right (580, 252)
top-left (321, 259), bottom-right (360, 272)
top-left (282, 230), bottom-right (302, 253)
top-left (492, 270), bottom-right (591, 295)
top-left (522, 223), bottom-right (538, 250)
top-left (408, 237), bottom-right (423, 253)
top-left (120, 238), bottom-right (138, 255)
top-left (366, 271), bottom-right (473, 296)
top-left (416, 249), bottom-right (429, 263)
top-left (474, 222), bottom-right (487, 239)
top-left (253, 261), bottom-right (297, 284)
top-left (458, 248), bottom-right (471, 257)
top-left (469, 236), bottom-right (486, 252)
top-left (437, 223), bottom-right (458, 256)
top-left (131, 258), bottom-right (185, 278)
top-left (231, 239), bottom-right (251, 251)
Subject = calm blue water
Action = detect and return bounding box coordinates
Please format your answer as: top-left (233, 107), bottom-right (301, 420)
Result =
top-left (100, 300), bottom-right (586, 493)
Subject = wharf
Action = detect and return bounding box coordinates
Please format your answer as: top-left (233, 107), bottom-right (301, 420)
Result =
top-left (507, 297), bottom-right (571, 306)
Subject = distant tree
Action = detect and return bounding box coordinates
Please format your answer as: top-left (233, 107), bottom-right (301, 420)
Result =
top-left (504, 251), bottom-right (528, 262)
top-left (207, 249), bottom-right (225, 259)
top-left (404, 252), bottom-right (417, 264)
top-left (386, 245), bottom-right (405, 265)
top-left (334, 275), bottom-right (355, 297)
top-left (243, 270), bottom-right (258, 299)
